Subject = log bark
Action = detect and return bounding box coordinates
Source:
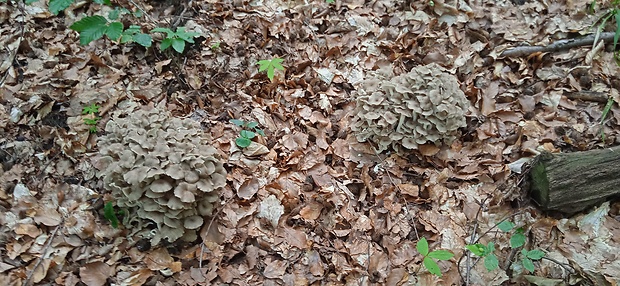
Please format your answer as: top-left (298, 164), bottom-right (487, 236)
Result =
top-left (528, 145), bottom-right (620, 214)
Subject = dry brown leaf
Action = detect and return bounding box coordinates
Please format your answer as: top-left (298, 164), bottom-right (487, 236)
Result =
top-left (79, 261), bottom-right (112, 286)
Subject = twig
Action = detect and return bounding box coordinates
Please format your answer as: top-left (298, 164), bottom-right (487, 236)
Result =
top-left (23, 222), bottom-right (63, 286)
top-left (500, 32), bottom-right (616, 58)
top-left (199, 195), bottom-right (234, 269)
top-left (171, 0), bottom-right (193, 30)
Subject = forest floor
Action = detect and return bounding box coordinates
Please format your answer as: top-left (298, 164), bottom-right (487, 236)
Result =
top-left (1, 0), bottom-right (620, 285)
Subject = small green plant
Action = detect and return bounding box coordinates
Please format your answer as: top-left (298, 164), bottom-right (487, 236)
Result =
top-left (82, 103), bottom-right (101, 133)
top-left (257, 57), bottom-right (285, 81)
top-left (465, 220), bottom-right (545, 273)
top-left (600, 96), bottom-right (615, 141)
top-left (103, 201), bottom-right (124, 228)
top-left (230, 119), bottom-right (265, 148)
top-left (417, 237), bottom-right (455, 277)
top-left (326, 0), bottom-right (335, 3)
top-left (151, 27), bottom-right (200, 53)
top-left (210, 41), bottom-right (221, 51)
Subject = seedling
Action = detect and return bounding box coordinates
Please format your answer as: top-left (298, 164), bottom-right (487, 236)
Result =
top-left (257, 57), bottom-right (285, 81)
top-left (465, 220), bottom-right (545, 273)
top-left (417, 237), bottom-right (454, 277)
top-left (82, 103), bottom-right (101, 133)
top-left (151, 27), bottom-right (200, 53)
top-left (103, 201), bottom-right (124, 228)
top-left (600, 96), bottom-right (614, 141)
top-left (230, 119), bottom-right (265, 148)
top-left (326, 0), bottom-right (335, 3)
top-left (120, 25), bottom-right (152, 47)
top-left (210, 41), bottom-right (221, 51)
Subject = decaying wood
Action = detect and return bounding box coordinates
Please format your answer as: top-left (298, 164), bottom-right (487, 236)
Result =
top-left (500, 32), bottom-right (616, 58)
top-left (528, 145), bottom-right (620, 214)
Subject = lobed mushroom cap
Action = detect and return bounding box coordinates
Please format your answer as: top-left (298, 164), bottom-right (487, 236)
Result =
top-left (97, 107), bottom-right (226, 244)
top-left (351, 63), bottom-right (470, 152)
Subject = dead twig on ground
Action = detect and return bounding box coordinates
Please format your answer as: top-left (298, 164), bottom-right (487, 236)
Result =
top-left (500, 32), bottom-right (615, 58)
top-left (23, 222), bottom-right (63, 286)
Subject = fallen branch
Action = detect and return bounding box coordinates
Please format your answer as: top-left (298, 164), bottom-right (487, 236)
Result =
top-left (500, 32), bottom-right (616, 58)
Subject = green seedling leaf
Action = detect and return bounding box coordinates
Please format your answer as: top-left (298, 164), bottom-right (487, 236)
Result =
top-left (82, 103), bottom-right (100, 114)
top-left (151, 27), bottom-right (174, 37)
top-left (89, 126), bottom-right (98, 133)
top-left (614, 11), bottom-right (620, 51)
top-left (230, 119), bottom-right (245, 127)
top-left (84, 118), bottom-right (99, 125)
top-left (70, 16), bottom-right (109, 45)
top-left (132, 33), bottom-right (152, 47)
top-left (427, 250), bottom-right (454, 261)
top-left (465, 244), bottom-right (486, 256)
top-left (104, 202), bottom-right (120, 228)
top-left (246, 121), bottom-right (259, 129)
top-left (172, 38), bottom-right (186, 53)
top-left (416, 237), bottom-right (429, 256)
top-left (484, 253), bottom-right (499, 271)
top-left (240, 130), bottom-right (256, 139)
top-left (235, 137), bottom-right (252, 148)
top-left (257, 58), bottom-right (285, 81)
top-left (498, 220), bottom-right (515, 232)
top-left (525, 249), bottom-right (545, 260)
top-left (510, 230), bottom-right (526, 248)
top-left (255, 129), bottom-right (265, 136)
top-left (106, 22), bottom-right (123, 41)
top-left (49, 0), bottom-right (74, 15)
top-left (93, 0), bottom-right (111, 5)
top-left (160, 38), bottom-right (173, 51)
top-left (522, 257), bottom-right (535, 273)
top-left (26, 0), bottom-right (39, 4)
top-left (326, 0), bottom-right (335, 3)
top-left (423, 257), bottom-right (442, 277)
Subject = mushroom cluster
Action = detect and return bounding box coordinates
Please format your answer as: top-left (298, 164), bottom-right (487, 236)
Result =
top-left (96, 107), bottom-right (226, 244)
top-left (350, 63), bottom-right (470, 152)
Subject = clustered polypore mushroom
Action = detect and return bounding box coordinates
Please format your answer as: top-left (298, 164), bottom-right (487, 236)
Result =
top-left (350, 63), bottom-right (470, 152)
top-left (96, 107), bottom-right (226, 244)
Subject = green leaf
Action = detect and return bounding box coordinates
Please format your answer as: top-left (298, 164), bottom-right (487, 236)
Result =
top-left (486, 242), bottom-right (495, 255)
top-left (423, 257), bottom-right (442, 277)
top-left (133, 10), bottom-right (143, 18)
top-left (106, 22), bottom-right (123, 41)
top-left (465, 244), bottom-right (485, 256)
top-left (271, 58), bottom-right (285, 70)
top-left (171, 38), bottom-right (186, 53)
top-left (417, 237), bottom-right (429, 256)
top-left (497, 220), bottom-right (515, 232)
top-left (256, 129), bottom-right (265, 136)
top-left (522, 257), bottom-right (535, 273)
top-left (70, 16), bottom-right (108, 45)
top-left (49, 0), bottom-right (73, 15)
top-left (257, 60), bottom-right (271, 71)
top-left (84, 118), bottom-right (99, 125)
top-left (510, 232), bottom-right (526, 248)
top-left (160, 38), bottom-right (173, 51)
top-left (235, 137), bottom-right (252, 148)
top-left (326, 0), bottom-right (335, 3)
top-left (427, 250), bottom-right (454, 261)
top-left (240, 130), bottom-right (256, 139)
top-left (614, 11), bottom-right (620, 51)
top-left (93, 0), bottom-right (111, 4)
top-left (525, 249), bottom-right (545, 260)
top-left (152, 27), bottom-right (174, 38)
top-left (133, 33), bottom-right (152, 47)
top-left (82, 103), bottom-right (100, 114)
top-left (246, 121), bottom-right (258, 129)
top-left (104, 202), bottom-right (120, 228)
top-left (26, 0), bottom-right (39, 4)
top-left (484, 254), bottom-right (499, 271)
top-left (89, 126), bottom-right (98, 133)
top-left (230, 119), bottom-right (245, 126)
top-left (108, 7), bottom-right (120, 20)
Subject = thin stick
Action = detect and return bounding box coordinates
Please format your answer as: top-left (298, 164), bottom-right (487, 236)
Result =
top-left (500, 32), bottom-right (616, 58)
top-left (23, 223), bottom-right (63, 286)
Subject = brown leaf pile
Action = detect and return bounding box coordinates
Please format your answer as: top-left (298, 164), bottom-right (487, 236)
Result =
top-left (1, 0), bottom-right (620, 285)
